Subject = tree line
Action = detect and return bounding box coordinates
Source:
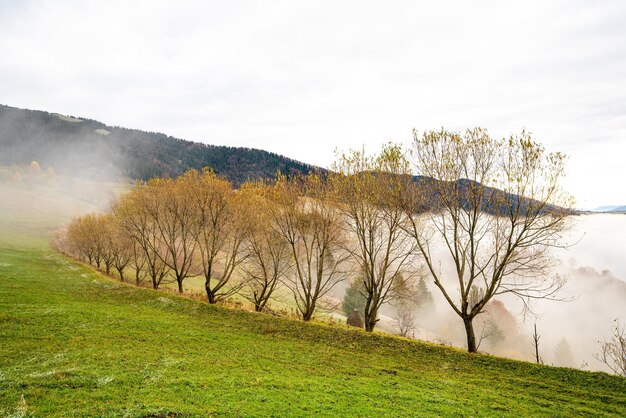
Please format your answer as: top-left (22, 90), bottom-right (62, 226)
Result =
top-left (63, 128), bottom-right (575, 353)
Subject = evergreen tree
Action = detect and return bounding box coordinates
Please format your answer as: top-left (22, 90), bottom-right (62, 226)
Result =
top-left (415, 277), bottom-right (434, 314)
top-left (342, 279), bottom-right (367, 317)
top-left (554, 338), bottom-right (575, 367)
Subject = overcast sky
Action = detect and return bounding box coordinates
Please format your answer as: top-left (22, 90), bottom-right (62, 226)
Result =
top-left (1, 0), bottom-right (625, 208)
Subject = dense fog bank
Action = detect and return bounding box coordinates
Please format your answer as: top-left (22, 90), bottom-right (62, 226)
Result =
top-left (406, 213), bottom-right (626, 372)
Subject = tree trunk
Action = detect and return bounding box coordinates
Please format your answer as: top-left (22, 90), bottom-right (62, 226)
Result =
top-left (364, 307), bottom-right (379, 332)
top-left (302, 310), bottom-right (313, 321)
top-left (363, 293), bottom-right (380, 332)
top-left (253, 291), bottom-right (266, 312)
top-left (463, 316), bottom-right (477, 353)
top-left (206, 283), bottom-right (217, 304)
top-left (533, 323), bottom-right (541, 363)
top-left (117, 267), bottom-right (125, 282)
top-left (177, 278), bottom-right (183, 293)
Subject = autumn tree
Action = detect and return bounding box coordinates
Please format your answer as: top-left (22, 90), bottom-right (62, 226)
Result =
top-left (96, 214), bottom-right (116, 276)
top-left (130, 239), bottom-right (148, 286)
top-left (148, 174), bottom-right (198, 293)
top-left (30, 160), bottom-right (41, 173)
top-left (106, 216), bottom-right (133, 281)
top-left (240, 182), bottom-right (291, 312)
top-left (472, 300), bottom-right (520, 350)
top-left (112, 187), bottom-right (170, 289)
top-left (66, 213), bottom-right (128, 278)
top-left (269, 173), bottom-right (349, 321)
top-left (331, 144), bottom-right (418, 332)
top-left (186, 170), bottom-right (250, 304)
top-left (403, 128), bottom-right (573, 352)
top-left (66, 214), bottom-right (98, 265)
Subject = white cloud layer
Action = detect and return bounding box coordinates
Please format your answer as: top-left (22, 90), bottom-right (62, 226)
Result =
top-left (1, 0), bottom-right (625, 208)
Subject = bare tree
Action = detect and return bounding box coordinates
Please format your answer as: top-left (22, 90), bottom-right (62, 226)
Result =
top-left (66, 213), bottom-right (132, 280)
top-left (269, 173), bottom-right (350, 321)
top-left (66, 213), bottom-right (114, 273)
top-left (96, 214), bottom-right (116, 276)
top-left (100, 214), bottom-right (133, 281)
top-left (403, 128), bottom-right (573, 352)
top-left (144, 176), bottom-right (197, 293)
top-left (477, 321), bottom-right (500, 351)
top-left (130, 239), bottom-right (148, 286)
top-left (112, 188), bottom-right (170, 289)
top-left (395, 300), bottom-right (416, 337)
top-left (187, 170), bottom-right (250, 304)
top-left (66, 214), bottom-right (98, 265)
top-left (331, 143), bottom-right (419, 332)
top-left (111, 232), bottom-right (132, 281)
top-left (595, 319), bottom-right (626, 376)
top-left (532, 323), bottom-right (543, 364)
top-left (240, 182), bottom-right (291, 312)
top-left (90, 214), bottom-right (106, 270)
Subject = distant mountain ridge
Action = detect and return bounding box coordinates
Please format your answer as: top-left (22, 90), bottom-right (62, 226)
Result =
top-left (592, 205), bottom-right (626, 213)
top-left (0, 105), bottom-right (315, 184)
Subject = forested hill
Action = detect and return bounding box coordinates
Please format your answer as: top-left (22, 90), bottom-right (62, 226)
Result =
top-left (0, 105), bottom-right (315, 184)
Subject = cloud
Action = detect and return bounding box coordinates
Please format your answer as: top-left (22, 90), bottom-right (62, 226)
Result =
top-left (1, 0), bottom-right (625, 207)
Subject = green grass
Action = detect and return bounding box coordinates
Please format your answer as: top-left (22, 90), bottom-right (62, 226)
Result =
top-left (0, 179), bottom-right (625, 416)
top-left (1, 247), bottom-right (625, 416)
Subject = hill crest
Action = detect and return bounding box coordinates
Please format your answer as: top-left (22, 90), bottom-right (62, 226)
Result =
top-left (0, 104), bottom-right (316, 184)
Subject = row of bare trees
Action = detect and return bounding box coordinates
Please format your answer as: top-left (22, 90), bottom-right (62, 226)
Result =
top-left (64, 128), bottom-right (575, 353)
top-left (65, 169), bottom-right (355, 318)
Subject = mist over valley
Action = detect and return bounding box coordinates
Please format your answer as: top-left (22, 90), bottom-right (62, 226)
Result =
top-left (2, 3), bottom-right (626, 411)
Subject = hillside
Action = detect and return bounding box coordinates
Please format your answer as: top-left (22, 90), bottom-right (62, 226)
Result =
top-left (1, 249), bottom-right (625, 416)
top-left (0, 185), bottom-right (625, 416)
top-left (0, 105), bottom-right (315, 184)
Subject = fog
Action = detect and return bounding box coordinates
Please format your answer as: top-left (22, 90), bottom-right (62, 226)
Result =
top-left (0, 108), bottom-right (126, 181)
top-left (557, 214), bottom-right (626, 281)
top-left (532, 214), bottom-right (626, 369)
top-left (0, 161), bottom-right (126, 248)
top-left (0, 110), bottom-right (127, 224)
top-left (395, 213), bottom-right (626, 372)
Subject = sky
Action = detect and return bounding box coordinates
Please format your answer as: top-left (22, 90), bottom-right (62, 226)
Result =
top-left (1, 0), bottom-right (625, 209)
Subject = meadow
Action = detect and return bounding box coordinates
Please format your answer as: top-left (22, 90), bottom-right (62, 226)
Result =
top-left (0, 181), bottom-right (625, 417)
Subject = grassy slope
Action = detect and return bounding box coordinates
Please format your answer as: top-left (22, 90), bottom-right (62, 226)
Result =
top-left (0, 180), bottom-right (625, 416)
top-left (1, 251), bottom-right (625, 416)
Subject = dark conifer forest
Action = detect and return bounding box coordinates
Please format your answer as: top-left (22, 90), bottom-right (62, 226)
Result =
top-left (0, 104), bottom-right (315, 183)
